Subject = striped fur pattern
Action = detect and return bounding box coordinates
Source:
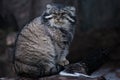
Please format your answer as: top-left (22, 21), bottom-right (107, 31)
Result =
top-left (14, 4), bottom-right (76, 78)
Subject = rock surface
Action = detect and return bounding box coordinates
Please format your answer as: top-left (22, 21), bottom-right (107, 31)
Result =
top-left (1, 61), bottom-right (120, 80)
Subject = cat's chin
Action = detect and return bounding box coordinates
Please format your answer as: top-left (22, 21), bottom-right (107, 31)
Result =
top-left (49, 23), bottom-right (70, 29)
top-left (49, 24), bottom-right (63, 28)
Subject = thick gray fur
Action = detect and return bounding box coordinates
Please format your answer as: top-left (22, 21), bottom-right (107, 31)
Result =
top-left (14, 4), bottom-right (76, 78)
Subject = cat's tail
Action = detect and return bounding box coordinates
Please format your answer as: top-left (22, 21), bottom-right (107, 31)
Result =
top-left (14, 61), bottom-right (64, 78)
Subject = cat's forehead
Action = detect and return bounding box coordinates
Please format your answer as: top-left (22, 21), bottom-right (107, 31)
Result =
top-left (46, 5), bottom-right (65, 13)
top-left (46, 4), bottom-right (76, 16)
top-left (47, 4), bottom-right (65, 9)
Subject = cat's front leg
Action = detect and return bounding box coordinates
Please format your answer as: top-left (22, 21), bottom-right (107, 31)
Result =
top-left (58, 58), bottom-right (69, 66)
top-left (57, 47), bottom-right (69, 66)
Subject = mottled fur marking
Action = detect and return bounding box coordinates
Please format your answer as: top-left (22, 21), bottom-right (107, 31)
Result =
top-left (14, 4), bottom-right (76, 78)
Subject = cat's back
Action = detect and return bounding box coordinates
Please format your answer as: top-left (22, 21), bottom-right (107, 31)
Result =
top-left (15, 17), bottom-right (55, 63)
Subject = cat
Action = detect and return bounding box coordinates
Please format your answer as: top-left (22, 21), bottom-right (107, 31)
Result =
top-left (13, 3), bottom-right (76, 78)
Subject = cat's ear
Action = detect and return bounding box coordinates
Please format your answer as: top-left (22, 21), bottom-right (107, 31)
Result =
top-left (46, 4), bottom-right (52, 13)
top-left (46, 4), bottom-right (52, 9)
top-left (65, 6), bottom-right (76, 16)
top-left (65, 6), bottom-right (76, 12)
top-left (69, 6), bottom-right (76, 12)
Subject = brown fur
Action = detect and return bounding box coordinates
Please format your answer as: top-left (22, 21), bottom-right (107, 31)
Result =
top-left (14, 17), bottom-right (59, 77)
top-left (14, 4), bottom-right (76, 78)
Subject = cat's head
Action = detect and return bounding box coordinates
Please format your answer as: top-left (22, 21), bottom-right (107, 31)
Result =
top-left (42, 4), bottom-right (76, 28)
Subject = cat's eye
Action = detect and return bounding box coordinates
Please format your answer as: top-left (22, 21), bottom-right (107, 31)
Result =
top-left (52, 10), bottom-right (58, 15)
top-left (53, 12), bottom-right (57, 15)
top-left (61, 12), bottom-right (66, 15)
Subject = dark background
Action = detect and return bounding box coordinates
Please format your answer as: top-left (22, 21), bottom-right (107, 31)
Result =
top-left (0, 0), bottom-right (120, 77)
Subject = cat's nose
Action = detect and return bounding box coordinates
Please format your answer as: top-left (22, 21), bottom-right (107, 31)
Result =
top-left (56, 18), bottom-right (60, 21)
top-left (56, 15), bottom-right (61, 20)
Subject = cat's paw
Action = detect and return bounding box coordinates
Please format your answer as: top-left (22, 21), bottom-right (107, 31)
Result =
top-left (58, 60), bottom-right (69, 66)
top-left (63, 63), bottom-right (87, 74)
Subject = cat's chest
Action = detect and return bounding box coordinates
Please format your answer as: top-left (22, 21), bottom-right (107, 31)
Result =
top-left (47, 28), bottom-right (69, 44)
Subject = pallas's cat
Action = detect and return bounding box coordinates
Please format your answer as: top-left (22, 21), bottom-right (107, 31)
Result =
top-left (14, 4), bottom-right (76, 77)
